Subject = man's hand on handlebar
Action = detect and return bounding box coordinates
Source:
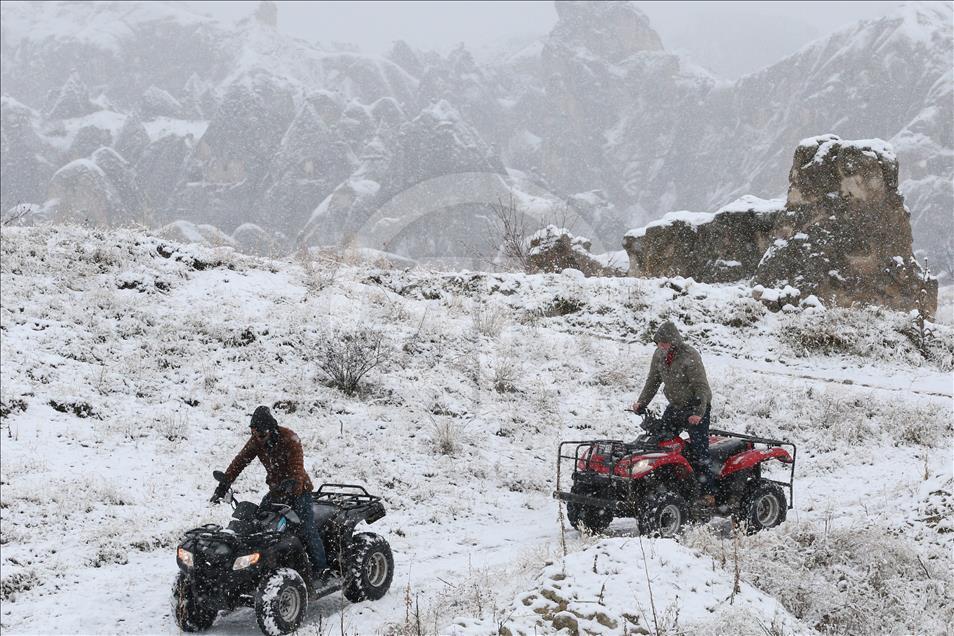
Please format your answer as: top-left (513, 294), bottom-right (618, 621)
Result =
top-left (210, 482), bottom-right (228, 504)
top-left (630, 401), bottom-right (646, 415)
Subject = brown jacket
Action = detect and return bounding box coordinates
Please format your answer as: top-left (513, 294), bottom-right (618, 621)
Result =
top-left (223, 426), bottom-right (314, 496)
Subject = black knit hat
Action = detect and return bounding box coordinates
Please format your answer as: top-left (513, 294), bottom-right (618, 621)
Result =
top-left (250, 405), bottom-right (278, 432)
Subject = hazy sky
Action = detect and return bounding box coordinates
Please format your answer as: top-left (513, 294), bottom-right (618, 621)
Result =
top-left (187, 1), bottom-right (904, 77)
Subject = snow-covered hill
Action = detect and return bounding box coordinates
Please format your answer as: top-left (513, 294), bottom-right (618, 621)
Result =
top-left (2, 2), bottom-right (952, 273)
top-left (1, 225), bottom-right (952, 634)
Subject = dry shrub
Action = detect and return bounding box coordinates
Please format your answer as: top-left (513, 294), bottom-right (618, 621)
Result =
top-left (316, 328), bottom-right (390, 395)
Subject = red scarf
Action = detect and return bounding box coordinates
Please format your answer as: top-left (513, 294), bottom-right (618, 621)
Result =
top-left (665, 348), bottom-right (675, 367)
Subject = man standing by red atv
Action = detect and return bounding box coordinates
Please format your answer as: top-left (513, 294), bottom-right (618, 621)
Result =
top-left (211, 406), bottom-right (328, 576)
top-left (631, 321), bottom-right (717, 507)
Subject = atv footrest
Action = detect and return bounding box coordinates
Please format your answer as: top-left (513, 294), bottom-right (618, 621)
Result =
top-left (553, 490), bottom-right (618, 511)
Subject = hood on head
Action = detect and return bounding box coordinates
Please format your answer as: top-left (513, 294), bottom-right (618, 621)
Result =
top-left (250, 405), bottom-right (278, 432)
top-left (653, 320), bottom-right (684, 346)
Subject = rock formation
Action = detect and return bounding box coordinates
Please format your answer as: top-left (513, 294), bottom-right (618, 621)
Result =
top-left (526, 225), bottom-right (613, 276)
top-left (624, 195), bottom-right (782, 283)
top-left (754, 135), bottom-right (936, 315)
top-left (625, 136), bottom-right (937, 315)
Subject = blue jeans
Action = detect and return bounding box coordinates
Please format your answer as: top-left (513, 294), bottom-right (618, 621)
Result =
top-left (662, 404), bottom-right (717, 496)
top-left (261, 491), bottom-right (328, 570)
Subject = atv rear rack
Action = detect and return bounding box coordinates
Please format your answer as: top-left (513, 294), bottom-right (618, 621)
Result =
top-left (709, 428), bottom-right (797, 509)
top-left (315, 484), bottom-right (381, 509)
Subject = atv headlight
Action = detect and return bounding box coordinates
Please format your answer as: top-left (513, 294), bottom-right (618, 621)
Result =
top-left (177, 547), bottom-right (194, 568)
top-left (232, 552), bottom-right (261, 570)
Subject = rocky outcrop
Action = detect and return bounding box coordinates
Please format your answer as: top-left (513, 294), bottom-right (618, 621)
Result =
top-left (625, 136), bottom-right (936, 315)
top-left (232, 222), bottom-right (278, 256)
top-left (159, 220), bottom-right (236, 247)
top-left (91, 147), bottom-right (145, 222)
top-left (139, 86), bottom-right (184, 119)
top-left (754, 135), bottom-right (935, 315)
top-left (46, 159), bottom-right (124, 225)
top-left (1, 96), bottom-right (56, 214)
top-left (135, 133), bottom-right (194, 217)
top-left (67, 125), bottom-right (112, 161)
top-left (171, 76), bottom-right (296, 231)
top-left (624, 196), bottom-right (782, 282)
top-left (114, 113), bottom-right (151, 163)
top-left (527, 225), bottom-right (613, 276)
top-left (46, 71), bottom-right (97, 120)
top-left (257, 99), bottom-right (356, 239)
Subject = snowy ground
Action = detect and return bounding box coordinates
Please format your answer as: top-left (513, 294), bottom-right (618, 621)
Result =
top-left (1, 226), bottom-right (952, 635)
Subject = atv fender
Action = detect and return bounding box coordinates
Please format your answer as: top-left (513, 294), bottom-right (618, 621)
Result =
top-left (720, 448), bottom-right (793, 478)
top-left (263, 534), bottom-right (310, 574)
top-left (615, 453), bottom-right (694, 480)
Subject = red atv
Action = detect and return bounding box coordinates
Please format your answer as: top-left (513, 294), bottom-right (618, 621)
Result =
top-left (554, 409), bottom-right (796, 536)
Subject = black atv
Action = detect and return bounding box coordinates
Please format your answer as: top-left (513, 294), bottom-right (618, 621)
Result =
top-left (173, 472), bottom-right (394, 635)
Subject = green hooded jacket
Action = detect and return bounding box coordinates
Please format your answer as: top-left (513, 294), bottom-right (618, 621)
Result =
top-left (637, 321), bottom-right (712, 417)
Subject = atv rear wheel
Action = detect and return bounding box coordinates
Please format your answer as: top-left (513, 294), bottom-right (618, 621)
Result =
top-left (344, 532), bottom-right (394, 602)
top-left (739, 481), bottom-right (787, 534)
top-left (254, 568), bottom-right (308, 636)
top-left (566, 482), bottom-right (614, 534)
top-left (172, 573), bottom-right (216, 632)
top-left (640, 490), bottom-right (689, 538)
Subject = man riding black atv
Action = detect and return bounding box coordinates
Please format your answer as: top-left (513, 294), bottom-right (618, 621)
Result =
top-left (211, 406), bottom-right (327, 578)
top-left (631, 321), bottom-right (717, 507)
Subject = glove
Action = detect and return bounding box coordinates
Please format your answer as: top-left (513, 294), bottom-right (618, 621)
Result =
top-left (633, 402), bottom-right (646, 415)
top-left (210, 482), bottom-right (228, 503)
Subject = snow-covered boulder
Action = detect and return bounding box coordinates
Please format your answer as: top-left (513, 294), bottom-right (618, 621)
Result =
top-left (232, 222), bottom-right (279, 256)
top-left (526, 225), bottom-right (615, 277)
top-left (624, 196), bottom-right (782, 282)
top-left (755, 135), bottom-right (936, 316)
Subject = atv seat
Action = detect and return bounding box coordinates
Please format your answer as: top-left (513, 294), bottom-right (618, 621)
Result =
top-left (708, 438), bottom-right (748, 464)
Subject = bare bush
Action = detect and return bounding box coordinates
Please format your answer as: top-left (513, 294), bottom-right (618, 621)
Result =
top-left (297, 247), bottom-right (339, 293)
top-left (472, 303), bottom-right (507, 338)
top-left (684, 521), bottom-right (953, 636)
top-left (781, 306), bottom-right (954, 371)
top-left (490, 352), bottom-right (520, 393)
top-left (485, 193), bottom-right (532, 273)
top-left (156, 412), bottom-right (189, 442)
top-left (316, 328), bottom-right (390, 395)
top-left (484, 193), bottom-right (578, 273)
top-left (430, 418), bottom-right (461, 456)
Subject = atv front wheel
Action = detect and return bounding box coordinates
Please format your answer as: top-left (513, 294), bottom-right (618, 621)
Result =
top-left (344, 532), bottom-right (394, 602)
top-left (739, 481), bottom-right (787, 534)
top-left (566, 482), bottom-right (614, 534)
top-left (172, 573), bottom-right (216, 632)
top-left (254, 568), bottom-right (308, 636)
top-left (640, 490), bottom-right (689, 538)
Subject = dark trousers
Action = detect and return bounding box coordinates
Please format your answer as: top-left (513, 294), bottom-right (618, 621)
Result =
top-left (662, 404), bottom-right (717, 496)
top-left (293, 492), bottom-right (328, 570)
top-left (261, 491), bottom-right (328, 570)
